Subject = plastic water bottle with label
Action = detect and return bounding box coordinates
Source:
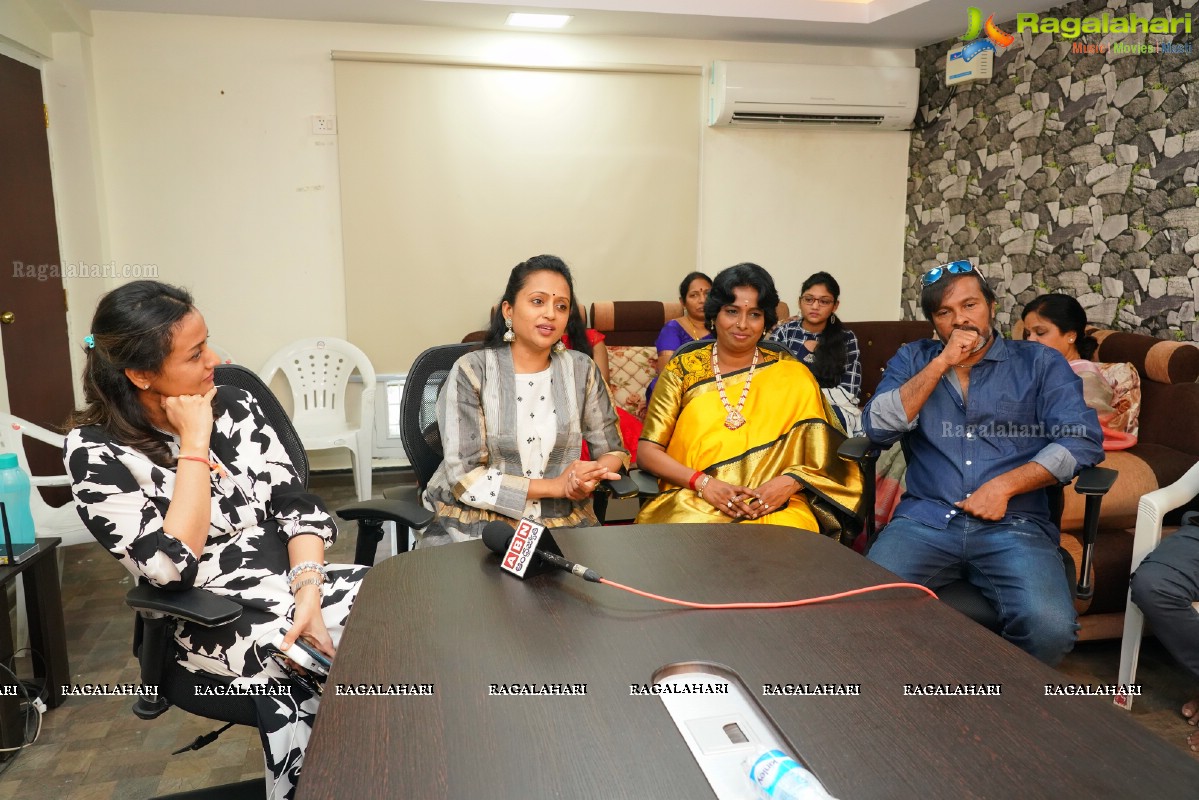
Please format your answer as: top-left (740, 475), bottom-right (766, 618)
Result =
top-left (0, 453), bottom-right (37, 546)
top-left (744, 748), bottom-right (838, 800)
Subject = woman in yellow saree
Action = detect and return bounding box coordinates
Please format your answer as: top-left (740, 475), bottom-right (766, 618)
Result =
top-left (635, 263), bottom-right (862, 533)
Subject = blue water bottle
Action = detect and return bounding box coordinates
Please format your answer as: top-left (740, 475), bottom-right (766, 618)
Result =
top-left (0, 453), bottom-right (37, 546)
top-left (744, 748), bottom-right (838, 800)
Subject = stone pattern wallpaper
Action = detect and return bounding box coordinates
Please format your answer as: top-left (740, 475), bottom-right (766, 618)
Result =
top-left (904, 0), bottom-right (1199, 339)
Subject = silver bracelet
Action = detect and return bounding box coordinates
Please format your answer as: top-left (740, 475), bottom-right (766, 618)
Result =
top-left (291, 575), bottom-right (323, 594)
top-left (287, 561), bottom-right (326, 584)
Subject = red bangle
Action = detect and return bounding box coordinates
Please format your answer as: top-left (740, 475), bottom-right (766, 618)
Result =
top-left (688, 470), bottom-right (704, 490)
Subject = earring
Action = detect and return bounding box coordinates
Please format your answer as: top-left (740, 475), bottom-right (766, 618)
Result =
top-left (143, 384), bottom-right (150, 390)
top-left (553, 341), bottom-right (566, 354)
top-left (503, 317), bottom-right (516, 343)
top-left (1068, 337), bottom-right (1075, 344)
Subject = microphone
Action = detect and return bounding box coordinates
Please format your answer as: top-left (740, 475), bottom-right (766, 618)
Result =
top-left (482, 520), bottom-right (601, 583)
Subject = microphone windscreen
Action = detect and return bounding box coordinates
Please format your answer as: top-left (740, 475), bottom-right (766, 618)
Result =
top-left (481, 520), bottom-right (517, 554)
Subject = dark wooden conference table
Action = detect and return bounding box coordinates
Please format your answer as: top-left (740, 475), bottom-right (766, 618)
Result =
top-left (299, 524), bottom-right (1199, 799)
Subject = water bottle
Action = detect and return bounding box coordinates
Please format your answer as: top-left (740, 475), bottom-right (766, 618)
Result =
top-left (0, 453), bottom-right (37, 546)
top-left (744, 748), bottom-right (838, 800)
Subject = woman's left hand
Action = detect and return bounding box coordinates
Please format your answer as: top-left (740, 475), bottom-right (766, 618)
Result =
top-left (741, 476), bottom-right (801, 519)
top-left (282, 584), bottom-right (334, 660)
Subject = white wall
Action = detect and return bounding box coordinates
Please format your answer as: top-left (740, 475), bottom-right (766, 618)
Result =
top-left (11, 10), bottom-right (913, 468)
top-left (83, 10), bottom-right (913, 377)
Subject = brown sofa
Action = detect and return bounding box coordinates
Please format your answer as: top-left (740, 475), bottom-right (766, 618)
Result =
top-left (847, 320), bottom-right (1199, 639)
top-left (589, 299), bottom-right (790, 420)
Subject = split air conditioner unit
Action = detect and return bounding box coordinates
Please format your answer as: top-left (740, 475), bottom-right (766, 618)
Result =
top-left (708, 60), bottom-right (920, 131)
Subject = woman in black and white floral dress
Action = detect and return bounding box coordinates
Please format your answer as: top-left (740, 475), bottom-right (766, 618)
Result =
top-left (64, 280), bottom-right (364, 799)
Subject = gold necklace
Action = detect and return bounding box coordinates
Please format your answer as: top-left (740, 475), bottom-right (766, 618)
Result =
top-left (711, 342), bottom-right (757, 431)
top-left (681, 316), bottom-right (704, 339)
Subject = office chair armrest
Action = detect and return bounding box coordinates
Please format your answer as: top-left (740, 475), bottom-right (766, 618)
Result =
top-left (599, 472), bottom-right (639, 500)
top-left (838, 436), bottom-right (887, 467)
top-left (126, 584), bottom-right (243, 627)
top-left (629, 468), bottom-right (661, 497)
top-left (1073, 467), bottom-right (1118, 601)
top-left (337, 498), bottom-right (435, 530)
top-left (1074, 466), bottom-right (1117, 495)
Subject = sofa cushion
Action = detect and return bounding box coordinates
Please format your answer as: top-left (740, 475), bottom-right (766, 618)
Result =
top-left (1096, 361), bottom-right (1140, 437)
top-left (606, 345), bottom-right (656, 420)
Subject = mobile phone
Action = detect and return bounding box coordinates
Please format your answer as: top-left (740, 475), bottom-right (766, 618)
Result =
top-left (267, 630), bottom-right (331, 676)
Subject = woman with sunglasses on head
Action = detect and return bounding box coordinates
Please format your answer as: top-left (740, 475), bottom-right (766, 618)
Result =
top-left (634, 263), bottom-right (861, 532)
top-left (64, 281), bottom-right (365, 800)
top-left (769, 271), bottom-right (863, 435)
top-left (1022, 293), bottom-right (1137, 451)
top-left (421, 255), bottom-right (629, 546)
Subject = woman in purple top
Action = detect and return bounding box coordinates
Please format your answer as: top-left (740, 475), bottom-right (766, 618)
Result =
top-left (647, 272), bottom-right (712, 403)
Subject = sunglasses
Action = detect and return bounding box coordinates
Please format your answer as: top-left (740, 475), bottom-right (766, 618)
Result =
top-left (920, 260), bottom-right (974, 287)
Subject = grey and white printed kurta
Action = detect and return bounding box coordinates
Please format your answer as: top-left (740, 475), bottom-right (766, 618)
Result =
top-left (65, 385), bottom-right (364, 800)
top-left (421, 346), bottom-right (628, 545)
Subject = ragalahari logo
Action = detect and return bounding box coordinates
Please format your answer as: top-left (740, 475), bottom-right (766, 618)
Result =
top-left (960, 7), bottom-right (1016, 61)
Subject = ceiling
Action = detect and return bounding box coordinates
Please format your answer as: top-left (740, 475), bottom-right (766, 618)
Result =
top-left (71, 0), bottom-right (1060, 49)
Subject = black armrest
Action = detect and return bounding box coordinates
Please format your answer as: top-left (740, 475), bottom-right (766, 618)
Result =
top-left (599, 472), bottom-right (639, 500)
top-left (1073, 467), bottom-right (1119, 601)
top-left (837, 436), bottom-right (882, 463)
top-left (126, 584), bottom-right (243, 626)
top-left (1073, 466), bottom-right (1117, 495)
top-left (629, 468), bottom-right (661, 497)
top-left (337, 498), bottom-right (435, 530)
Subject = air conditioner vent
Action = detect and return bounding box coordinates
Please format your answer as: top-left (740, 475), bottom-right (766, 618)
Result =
top-left (709, 61), bottom-right (919, 131)
top-left (730, 111), bottom-right (885, 126)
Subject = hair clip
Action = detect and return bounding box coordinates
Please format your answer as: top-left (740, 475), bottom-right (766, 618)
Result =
top-left (83, 334), bottom-right (95, 349)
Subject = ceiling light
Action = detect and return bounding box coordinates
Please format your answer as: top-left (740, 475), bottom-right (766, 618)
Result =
top-left (506, 13), bottom-right (572, 29)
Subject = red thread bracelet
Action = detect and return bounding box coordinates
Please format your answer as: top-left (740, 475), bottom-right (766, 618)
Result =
top-left (178, 455), bottom-right (226, 477)
top-left (688, 470), bottom-right (704, 490)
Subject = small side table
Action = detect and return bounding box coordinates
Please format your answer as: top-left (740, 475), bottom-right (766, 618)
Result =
top-left (0, 537), bottom-right (68, 750)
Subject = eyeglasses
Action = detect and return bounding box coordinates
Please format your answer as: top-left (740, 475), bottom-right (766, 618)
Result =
top-left (800, 295), bottom-right (834, 308)
top-left (920, 260), bottom-right (974, 287)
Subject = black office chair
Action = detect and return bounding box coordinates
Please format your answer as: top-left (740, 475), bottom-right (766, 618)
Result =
top-left (120, 364), bottom-right (418, 800)
top-left (349, 343), bottom-right (639, 566)
top-left (839, 435), bottom-right (1117, 629)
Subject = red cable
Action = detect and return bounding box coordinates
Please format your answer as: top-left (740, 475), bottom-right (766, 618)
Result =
top-left (596, 577), bottom-right (938, 609)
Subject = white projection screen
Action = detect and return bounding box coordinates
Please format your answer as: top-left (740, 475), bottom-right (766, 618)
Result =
top-left (334, 56), bottom-right (702, 373)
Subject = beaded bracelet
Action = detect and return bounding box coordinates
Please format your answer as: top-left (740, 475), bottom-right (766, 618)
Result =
top-left (290, 576), bottom-right (323, 594)
top-left (286, 561), bottom-right (326, 584)
top-left (696, 474), bottom-right (712, 497)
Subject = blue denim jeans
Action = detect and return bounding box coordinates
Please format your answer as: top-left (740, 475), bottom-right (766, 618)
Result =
top-left (1130, 522), bottom-right (1199, 683)
top-left (867, 514), bottom-right (1079, 666)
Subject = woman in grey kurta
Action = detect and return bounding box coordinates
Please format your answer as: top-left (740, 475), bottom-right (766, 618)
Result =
top-left (421, 255), bottom-right (628, 546)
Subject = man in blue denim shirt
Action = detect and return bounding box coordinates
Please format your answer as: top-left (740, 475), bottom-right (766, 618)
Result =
top-left (864, 263), bottom-right (1103, 665)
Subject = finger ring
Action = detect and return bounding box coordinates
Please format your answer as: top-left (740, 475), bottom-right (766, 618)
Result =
top-left (762, 503), bottom-right (770, 510)
top-left (726, 500), bottom-right (734, 509)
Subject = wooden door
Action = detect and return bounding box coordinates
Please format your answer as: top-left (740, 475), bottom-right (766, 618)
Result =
top-left (0, 54), bottom-right (75, 501)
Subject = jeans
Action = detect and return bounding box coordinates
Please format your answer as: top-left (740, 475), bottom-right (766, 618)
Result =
top-left (1130, 523), bottom-right (1199, 683)
top-left (867, 514), bottom-right (1079, 666)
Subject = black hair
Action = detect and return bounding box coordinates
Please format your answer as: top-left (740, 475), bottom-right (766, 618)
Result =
top-left (703, 263), bottom-right (780, 335)
top-left (1021, 293), bottom-right (1097, 360)
top-left (800, 271), bottom-right (850, 389)
top-left (678, 271), bottom-right (712, 302)
top-left (919, 267), bottom-right (996, 321)
top-left (69, 280), bottom-right (198, 467)
top-left (483, 254), bottom-right (590, 357)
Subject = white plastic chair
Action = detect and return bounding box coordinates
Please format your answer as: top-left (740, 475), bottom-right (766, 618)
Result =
top-left (1115, 459), bottom-right (1199, 710)
top-left (1, 413), bottom-right (93, 650)
top-left (259, 338), bottom-right (376, 502)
